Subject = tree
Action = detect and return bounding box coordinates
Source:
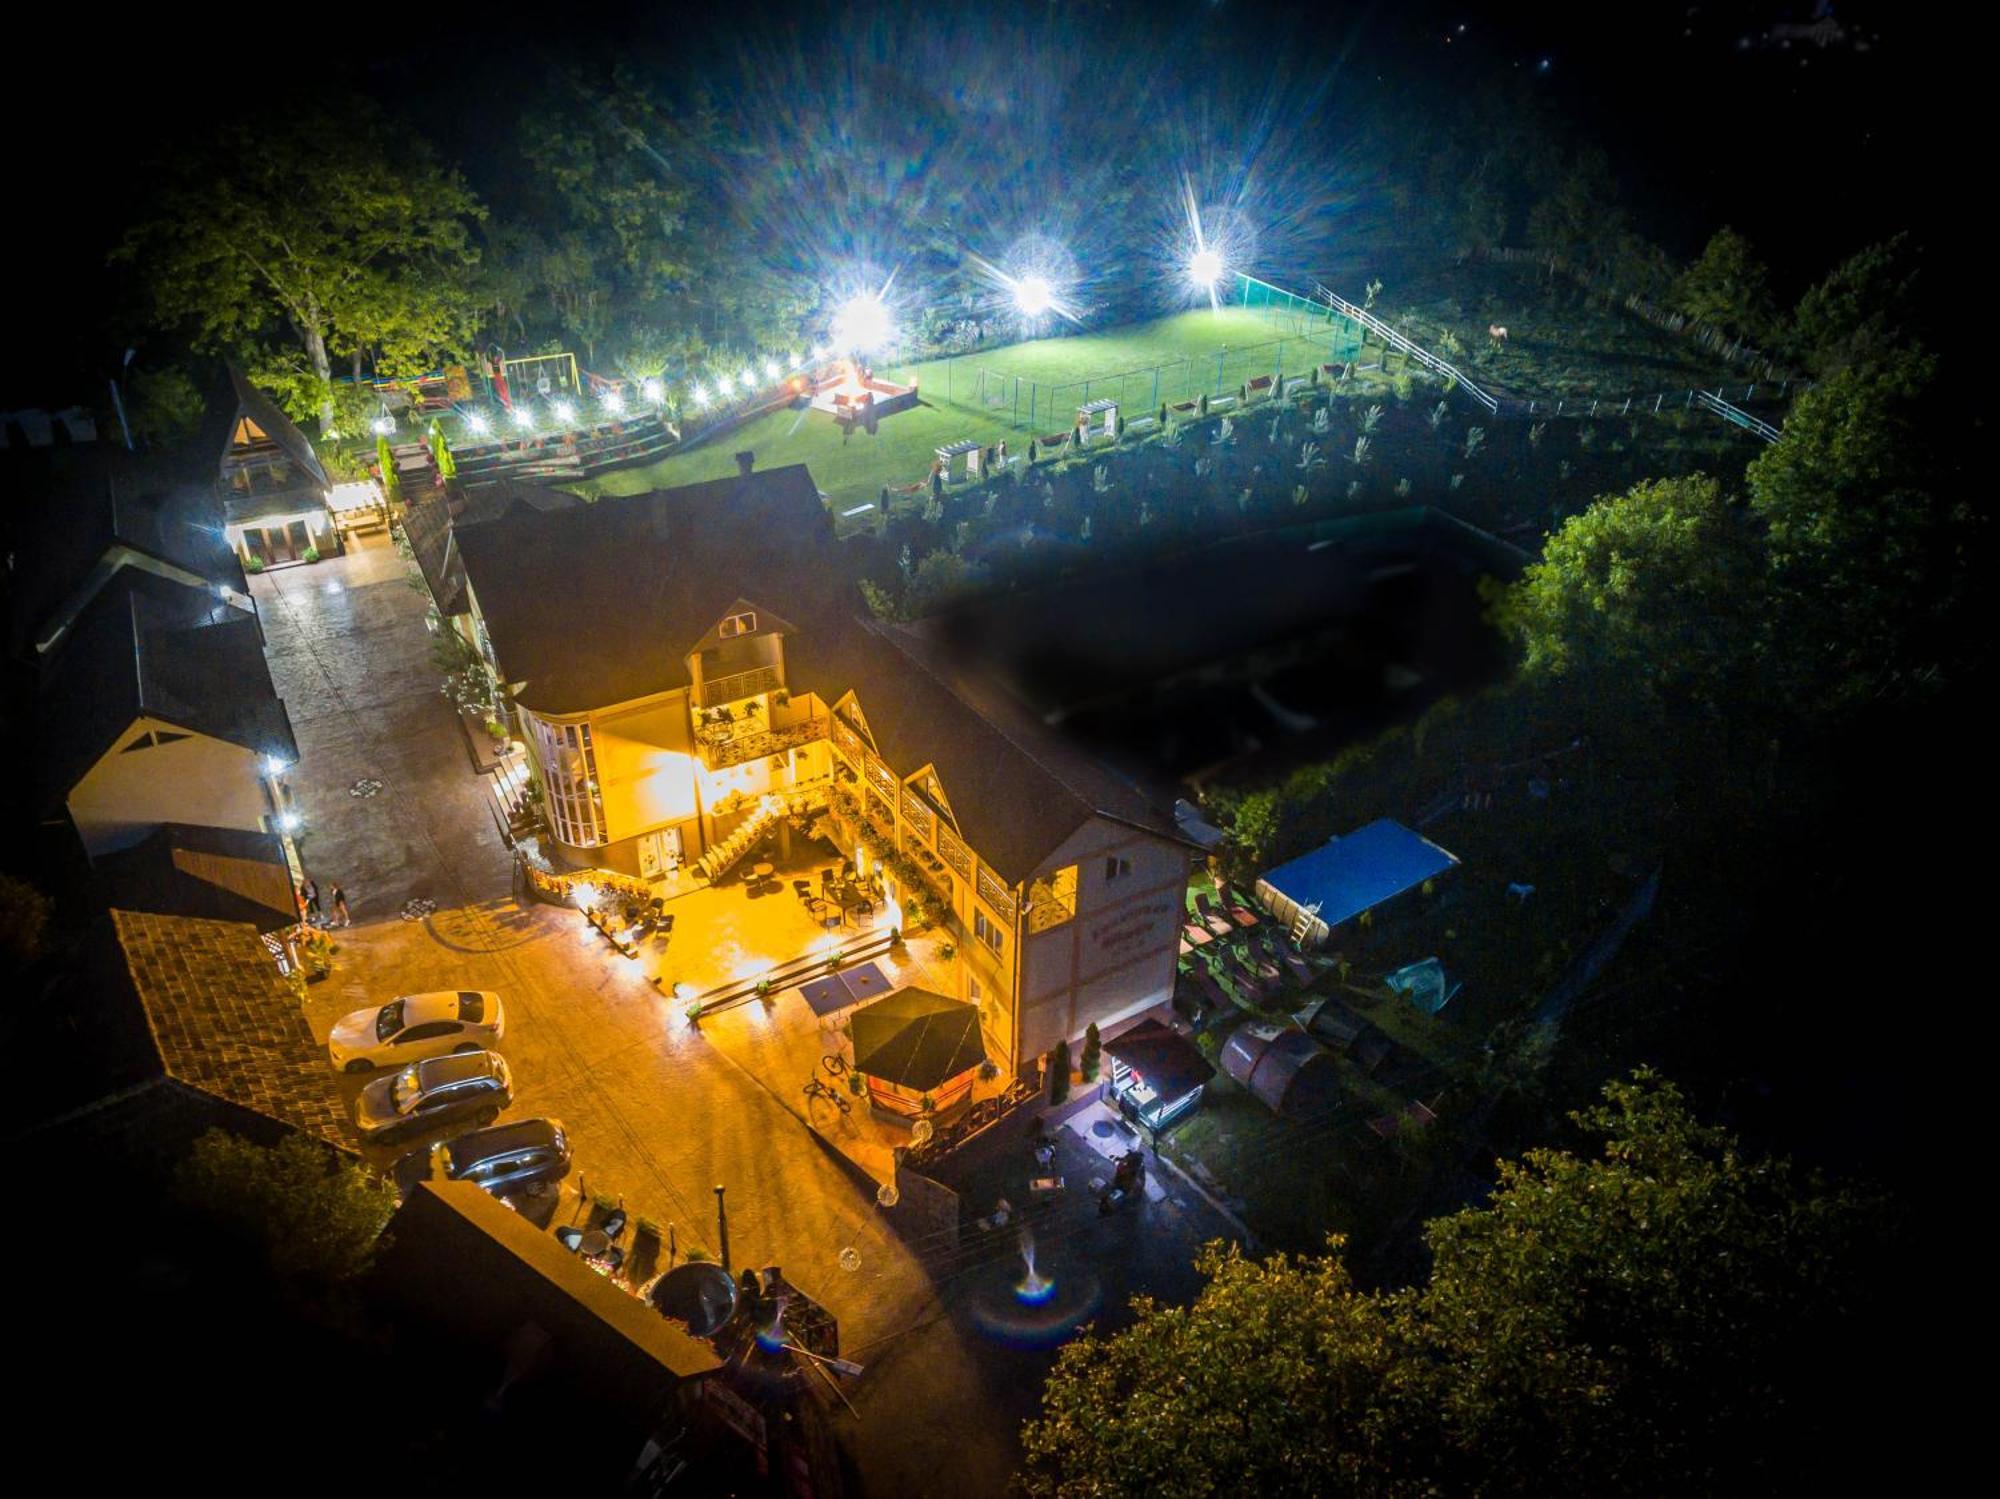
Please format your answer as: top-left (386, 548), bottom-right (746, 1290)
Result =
top-left (1488, 475), bottom-right (1763, 729)
top-left (1787, 233), bottom-right (1923, 378)
top-left (175, 1129), bottom-right (397, 1287)
top-left (1021, 1072), bottom-right (1892, 1498)
top-left (124, 366), bottom-right (206, 448)
top-left (1048, 1038), bottom-right (1071, 1104)
top-left (1745, 350), bottom-right (1967, 710)
top-left (1672, 227), bottom-right (1776, 341)
top-left (1417, 1072), bottom-right (1890, 1494)
top-left (1080, 1022), bottom-right (1101, 1081)
top-left (114, 99), bottom-right (485, 427)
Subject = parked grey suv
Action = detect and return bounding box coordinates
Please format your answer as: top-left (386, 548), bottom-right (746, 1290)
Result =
top-left (392, 1117), bottom-right (571, 1199)
top-left (354, 1051), bottom-right (513, 1145)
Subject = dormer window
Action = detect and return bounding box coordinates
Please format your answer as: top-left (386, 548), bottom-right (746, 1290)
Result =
top-left (718, 611), bottom-right (757, 638)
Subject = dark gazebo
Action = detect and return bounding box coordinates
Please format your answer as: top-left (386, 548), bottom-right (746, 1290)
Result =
top-left (849, 987), bottom-right (987, 1122)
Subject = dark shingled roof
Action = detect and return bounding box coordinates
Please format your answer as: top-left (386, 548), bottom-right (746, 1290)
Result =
top-left (405, 479), bottom-right (583, 618)
top-left (1103, 1017), bottom-right (1216, 1101)
top-left (110, 909), bottom-right (350, 1148)
top-left (37, 568), bottom-right (296, 812)
top-left (451, 464), bottom-right (1185, 883)
top-left (94, 823), bottom-right (297, 927)
top-left (4, 441), bottom-right (242, 659)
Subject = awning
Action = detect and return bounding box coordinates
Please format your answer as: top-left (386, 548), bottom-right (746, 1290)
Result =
top-left (851, 987), bottom-right (985, 1090)
top-left (796, 961), bottom-right (893, 1019)
top-left (1104, 1018), bottom-right (1214, 1101)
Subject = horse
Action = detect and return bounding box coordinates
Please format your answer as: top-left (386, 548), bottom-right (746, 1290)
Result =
top-left (1488, 324), bottom-right (1509, 345)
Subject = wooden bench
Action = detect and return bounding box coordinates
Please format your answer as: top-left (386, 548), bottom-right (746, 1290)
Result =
top-left (1169, 400), bottom-right (1199, 416)
top-left (1320, 363), bottom-right (1346, 381)
top-left (1246, 374), bottom-right (1275, 398)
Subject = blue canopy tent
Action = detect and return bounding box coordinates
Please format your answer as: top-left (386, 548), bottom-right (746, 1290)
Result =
top-left (1253, 819), bottom-right (1459, 949)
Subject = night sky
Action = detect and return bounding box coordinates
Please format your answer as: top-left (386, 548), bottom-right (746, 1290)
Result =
top-left (2, 0), bottom-right (1940, 408)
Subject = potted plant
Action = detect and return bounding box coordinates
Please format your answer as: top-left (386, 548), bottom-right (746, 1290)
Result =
top-left (684, 1000), bottom-right (705, 1024)
top-left (1081, 1022), bottom-right (1101, 1081)
top-left (847, 1071), bottom-right (865, 1097)
top-left (1049, 1038), bottom-right (1072, 1104)
top-left (303, 547), bottom-right (321, 564)
top-left (244, 555), bottom-right (265, 574)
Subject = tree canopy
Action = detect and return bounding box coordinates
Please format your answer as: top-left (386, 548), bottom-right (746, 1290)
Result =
top-left (114, 98), bottom-right (484, 423)
top-left (1672, 227), bottom-right (1776, 341)
top-left (1021, 1072), bottom-right (1891, 1498)
top-left (176, 1129), bottom-right (397, 1288)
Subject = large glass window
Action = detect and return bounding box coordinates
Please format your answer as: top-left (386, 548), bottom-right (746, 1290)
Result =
top-left (526, 714), bottom-right (606, 847)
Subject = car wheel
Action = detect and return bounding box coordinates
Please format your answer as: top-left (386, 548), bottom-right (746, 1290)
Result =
top-left (345, 1058), bottom-right (372, 1075)
top-left (476, 1106), bottom-right (500, 1126)
top-left (453, 1042), bottom-right (480, 1054)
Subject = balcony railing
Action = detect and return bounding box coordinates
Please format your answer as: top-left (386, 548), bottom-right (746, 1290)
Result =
top-left (699, 716), bottom-right (827, 770)
top-left (695, 664), bottom-right (782, 708)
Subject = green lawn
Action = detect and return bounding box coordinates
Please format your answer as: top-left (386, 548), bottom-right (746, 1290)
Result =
top-left (593, 305), bottom-right (1361, 520)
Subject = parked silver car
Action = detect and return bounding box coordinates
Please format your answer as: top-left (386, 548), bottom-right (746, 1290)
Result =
top-left (392, 1117), bottom-right (571, 1200)
top-left (353, 1051), bottom-right (513, 1145)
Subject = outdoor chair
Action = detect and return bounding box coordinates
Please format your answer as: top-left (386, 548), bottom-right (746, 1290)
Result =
top-left (794, 880), bottom-right (814, 899)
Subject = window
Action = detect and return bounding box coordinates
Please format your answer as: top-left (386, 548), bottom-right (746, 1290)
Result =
top-left (1105, 855), bottom-right (1134, 883)
top-left (525, 713), bottom-right (606, 847)
top-left (718, 611), bottom-right (756, 638)
top-left (395, 1021), bottom-right (460, 1045)
top-left (975, 909), bottom-right (1005, 955)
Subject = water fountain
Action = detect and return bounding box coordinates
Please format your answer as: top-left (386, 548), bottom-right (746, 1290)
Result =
top-left (1014, 1224), bottom-right (1056, 1306)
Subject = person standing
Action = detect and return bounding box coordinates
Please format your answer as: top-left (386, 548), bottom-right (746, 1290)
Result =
top-left (330, 884), bottom-right (351, 928)
top-left (302, 877), bottom-right (321, 925)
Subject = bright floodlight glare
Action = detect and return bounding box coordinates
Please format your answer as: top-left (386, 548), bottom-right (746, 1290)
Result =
top-left (1189, 247), bottom-right (1224, 287)
top-left (602, 389), bottom-right (624, 414)
top-left (278, 811), bottom-right (302, 833)
top-left (832, 292), bottom-right (893, 356)
top-left (552, 400), bottom-right (576, 424)
top-left (739, 368), bottom-right (756, 388)
top-left (511, 407), bottom-right (534, 429)
top-left (788, 352), bottom-right (802, 369)
top-left (1014, 274), bottom-right (1054, 317)
top-left (718, 373), bottom-right (735, 396)
top-left (466, 411), bottom-right (490, 434)
top-left (642, 378), bottom-right (664, 404)
top-left (764, 359), bottom-right (781, 380)
top-left (692, 385), bottom-right (709, 407)
top-left (263, 755), bottom-right (288, 776)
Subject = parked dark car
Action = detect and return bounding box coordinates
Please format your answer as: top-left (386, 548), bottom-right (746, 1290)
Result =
top-left (392, 1117), bottom-right (570, 1199)
top-left (354, 1051), bottom-right (514, 1144)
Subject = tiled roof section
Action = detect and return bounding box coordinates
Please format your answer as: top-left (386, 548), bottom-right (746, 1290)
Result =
top-left (111, 909), bottom-right (349, 1148)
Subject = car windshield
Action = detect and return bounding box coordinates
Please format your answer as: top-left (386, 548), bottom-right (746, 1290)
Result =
top-left (456, 992), bottom-right (486, 1023)
top-left (390, 1066), bottom-right (423, 1114)
top-left (375, 1000), bottom-right (406, 1043)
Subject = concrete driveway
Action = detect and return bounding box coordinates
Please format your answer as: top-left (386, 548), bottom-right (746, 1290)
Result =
top-left (253, 540), bottom-right (513, 923)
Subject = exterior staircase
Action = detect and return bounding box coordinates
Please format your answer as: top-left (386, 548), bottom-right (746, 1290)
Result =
top-left (694, 801), bottom-right (780, 883)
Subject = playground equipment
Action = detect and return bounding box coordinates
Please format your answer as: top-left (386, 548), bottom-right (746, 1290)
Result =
top-left (935, 439), bottom-right (985, 482)
top-left (482, 347), bottom-right (581, 411)
top-left (1075, 397), bottom-right (1118, 442)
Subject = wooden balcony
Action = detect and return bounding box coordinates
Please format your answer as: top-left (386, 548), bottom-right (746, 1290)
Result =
top-left (695, 663), bottom-right (783, 708)
top-left (698, 715), bottom-right (827, 770)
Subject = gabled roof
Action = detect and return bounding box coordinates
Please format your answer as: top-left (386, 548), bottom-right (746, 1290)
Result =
top-left (1103, 1017), bottom-right (1216, 1100)
top-left (452, 463), bottom-right (1188, 883)
top-left (37, 568), bottom-right (295, 811)
top-left (4, 441), bottom-right (242, 659)
top-left (851, 987), bottom-right (985, 1090)
top-left (453, 465), bottom-right (837, 714)
top-left (1258, 819), bottom-right (1460, 930)
top-left (219, 365), bottom-right (326, 490)
top-left (110, 909), bottom-right (350, 1148)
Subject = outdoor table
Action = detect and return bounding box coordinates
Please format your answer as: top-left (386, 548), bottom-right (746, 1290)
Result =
top-left (752, 862), bottom-right (775, 881)
top-left (580, 1228), bottom-right (611, 1258)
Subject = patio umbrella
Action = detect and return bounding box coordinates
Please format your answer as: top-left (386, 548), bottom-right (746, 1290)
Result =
top-left (850, 987), bottom-right (985, 1092)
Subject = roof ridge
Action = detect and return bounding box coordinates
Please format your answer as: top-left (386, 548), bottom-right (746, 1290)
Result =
top-left (858, 617), bottom-right (1097, 825)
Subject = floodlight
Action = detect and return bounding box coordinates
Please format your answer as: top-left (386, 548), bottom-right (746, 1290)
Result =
top-left (263, 755), bottom-right (289, 776)
top-left (642, 378), bottom-right (664, 404)
top-left (602, 389), bottom-right (624, 414)
top-left (1189, 247), bottom-right (1224, 287)
top-left (764, 359), bottom-right (781, 381)
top-left (1014, 274), bottom-right (1054, 317)
top-left (832, 292), bottom-right (893, 356)
top-left (370, 416), bottom-right (395, 436)
top-left (718, 374), bottom-right (735, 396)
top-left (465, 411), bottom-right (490, 435)
top-left (692, 385), bottom-right (710, 407)
top-left (552, 400), bottom-right (576, 424)
top-left (739, 368), bottom-right (756, 389)
top-left (278, 811), bottom-right (302, 833)
top-left (788, 352), bottom-right (802, 370)
top-left (511, 407), bottom-right (535, 430)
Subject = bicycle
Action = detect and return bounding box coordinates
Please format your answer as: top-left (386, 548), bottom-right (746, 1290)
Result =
top-left (821, 1052), bottom-right (849, 1078)
top-left (802, 1077), bottom-right (853, 1115)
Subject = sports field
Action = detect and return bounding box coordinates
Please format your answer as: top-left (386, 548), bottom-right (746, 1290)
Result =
top-left (595, 304), bottom-right (1360, 517)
